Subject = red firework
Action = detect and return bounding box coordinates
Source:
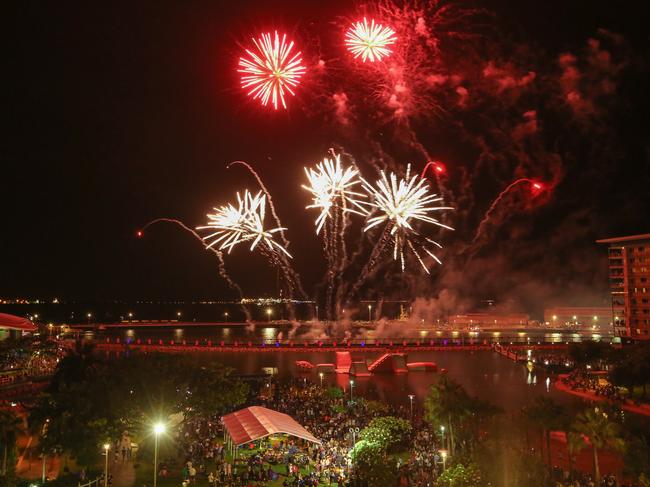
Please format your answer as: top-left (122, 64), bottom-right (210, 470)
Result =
top-left (238, 31), bottom-right (306, 110)
top-left (345, 18), bottom-right (397, 63)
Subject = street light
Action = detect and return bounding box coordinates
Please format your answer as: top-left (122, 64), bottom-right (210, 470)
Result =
top-left (349, 379), bottom-right (355, 402)
top-left (266, 308), bottom-right (272, 322)
top-left (153, 422), bottom-right (166, 487)
top-left (440, 449), bottom-right (448, 471)
top-left (176, 311), bottom-right (182, 319)
top-left (128, 312), bottom-right (133, 321)
top-left (408, 394), bottom-right (415, 419)
top-left (103, 443), bottom-right (110, 487)
top-left (440, 425), bottom-right (446, 449)
top-left (224, 311), bottom-right (229, 322)
top-left (315, 305), bottom-right (319, 322)
top-left (368, 304), bottom-right (372, 322)
top-left (319, 372), bottom-right (324, 388)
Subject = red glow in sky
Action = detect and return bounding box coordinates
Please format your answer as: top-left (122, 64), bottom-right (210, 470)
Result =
top-left (136, 230), bottom-right (143, 238)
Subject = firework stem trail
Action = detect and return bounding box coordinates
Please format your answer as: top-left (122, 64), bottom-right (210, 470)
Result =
top-left (469, 178), bottom-right (537, 254)
top-left (228, 160), bottom-right (308, 300)
top-left (346, 225), bottom-right (391, 303)
top-left (141, 218), bottom-right (252, 321)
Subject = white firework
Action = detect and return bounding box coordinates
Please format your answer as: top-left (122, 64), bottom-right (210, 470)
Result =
top-left (302, 154), bottom-right (366, 234)
top-left (197, 190), bottom-right (292, 258)
top-left (361, 164), bottom-right (453, 272)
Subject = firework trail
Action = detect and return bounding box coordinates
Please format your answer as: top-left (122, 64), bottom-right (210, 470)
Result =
top-left (139, 218), bottom-right (252, 322)
top-left (469, 178), bottom-right (543, 251)
top-left (228, 161), bottom-right (308, 301)
top-left (303, 153), bottom-right (366, 318)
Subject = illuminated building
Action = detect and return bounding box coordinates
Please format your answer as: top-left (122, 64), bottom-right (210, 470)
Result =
top-left (543, 307), bottom-right (611, 329)
top-left (597, 233), bottom-right (650, 337)
top-left (448, 313), bottom-right (529, 329)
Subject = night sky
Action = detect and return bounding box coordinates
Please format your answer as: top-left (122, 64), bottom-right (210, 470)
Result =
top-left (3, 1), bottom-right (649, 314)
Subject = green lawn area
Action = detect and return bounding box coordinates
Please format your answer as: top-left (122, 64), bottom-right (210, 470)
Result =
top-left (133, 452), bottom-right (341, 487)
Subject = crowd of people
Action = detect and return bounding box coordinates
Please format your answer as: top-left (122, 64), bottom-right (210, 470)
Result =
top-left (164, 377), bottom-right (446, 486)
top-left (561, 370), bottom-right (624, 401)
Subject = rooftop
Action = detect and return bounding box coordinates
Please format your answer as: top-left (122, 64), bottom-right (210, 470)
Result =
top-left (596, 233), bottom-right (650, 244)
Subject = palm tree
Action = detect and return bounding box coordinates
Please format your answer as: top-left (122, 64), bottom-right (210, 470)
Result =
top-left (0, 409), bottom-right (22, 476)
top-left (566, 431), bottom-right (585, 481)
top-left (523, 396), bottom-right (564, 467)
top-left (572, 407), bottom-right (625, 485)
top-left (424, 376), bottom-right (468, 455)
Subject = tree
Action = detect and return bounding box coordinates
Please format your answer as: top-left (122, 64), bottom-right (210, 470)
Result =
top-left (360, 416), bottom-right (412, 453)
top-left (0, 409), bottom-right (21, 480)
top-left (29, 350), bottom-right (248, 467)
top-left (568, 341), bottom-right (611, 369)
top-left (435, 462), bottom-right (482, 487)
top-left (349, 439), bottom-right (399, 486)
top-left (425, 376), bottom-right (499, 455)
top-left (610, 343), bottom-right (650, 398)
top-left (566, 431), bottom-right (586, 480)
top-left (571, 407), bottom-right (625, 485)
top-left (523, 396), bottom-right (565, 466)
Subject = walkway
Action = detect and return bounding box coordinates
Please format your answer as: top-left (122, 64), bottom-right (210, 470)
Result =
top-left (554, 375), bottom-right (650, 416)
top-left (111, 457), bottom-right (135, 487)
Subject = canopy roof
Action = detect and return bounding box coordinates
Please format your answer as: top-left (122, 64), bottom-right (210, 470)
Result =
top-left (222, 406), bottom-right (320, 446)
top-left (0, 313), bottom-right (37, 332)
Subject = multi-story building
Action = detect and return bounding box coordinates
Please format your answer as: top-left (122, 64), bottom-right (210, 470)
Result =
top-left (596, 233), bottom-right (650, 337)
top-left (543, 307), bottom-right (611, 329)
top-left (448, 313), bottom-right (529, 329)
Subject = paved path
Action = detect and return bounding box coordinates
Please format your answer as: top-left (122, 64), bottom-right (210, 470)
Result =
top-left (111, 458), bottom-right (135, 487)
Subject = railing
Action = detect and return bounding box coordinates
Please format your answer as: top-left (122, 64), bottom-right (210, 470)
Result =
top-left (79, 477), bottom-right (102, 487)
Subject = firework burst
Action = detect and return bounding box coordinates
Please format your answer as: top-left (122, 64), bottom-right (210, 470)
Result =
top-left (302, 154), bottom-right (366, 234)
top-left (361, 164), bottom-right (453, 272)
top-left (238, 31), bottom-right (306, 110)
top-left (197, 190), bottom-right (292, 257)
top-left (345, 18), bottom-right (397, 63)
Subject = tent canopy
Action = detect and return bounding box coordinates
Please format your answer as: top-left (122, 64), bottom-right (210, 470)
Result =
top-left (0, 313), bottom-right (37, 332)
top-left (222, 406), bottom-right (321, 446)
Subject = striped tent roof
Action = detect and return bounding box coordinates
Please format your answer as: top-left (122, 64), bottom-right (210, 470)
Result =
top-left (222, 406), bottom-right (320, 446)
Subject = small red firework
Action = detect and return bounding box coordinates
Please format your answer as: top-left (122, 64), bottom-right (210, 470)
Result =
top-left (238, 31), bottom-right (306, 110)
top-left (421, 161), bottom-right (447, 178)
top-left (345, 18), bottom-right (397, 63)
top-left (136, 230), bottom-right (143, 238)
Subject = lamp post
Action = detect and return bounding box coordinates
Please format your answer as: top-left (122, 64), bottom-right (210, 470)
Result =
top-left (440, 449), bottom-right (448, 471)
top-left (176, 311), bottom-right (182, 319)
top-left (153, 422), bottom-right (166, 487)
top-left (348, 427), bottom-right (360, 446)
top-left (315, 305), bottom-right (319, 322)
top-left (86, 312), bottom-right (92, 325)
top-left (367, 304), bottom-right (372, 322)
top-left (103, 443), bottom-right (110, 487)
top-left (128, 312), bottom-right (133, 322)
top-left (408, 394), bottom-right (415, 419)
top-left (319, 372), bottom-right (324, 388)
top-left (224, 311), bottom-right (229, 322)
top-left (440, 425), bottom-right (446, 449)
top-left (349, 379), bottom-right (355, 402)
top-left (266, 308), bottom-right (272, 322)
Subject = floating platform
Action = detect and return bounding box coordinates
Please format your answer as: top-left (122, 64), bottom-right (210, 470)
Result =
top-left (367, 353), bottom-right (408, 373)
top-left (315, 363), bottom-right (335, 373)
top-left (406, 361), bottom-right (437, 372)
top-left (349, 361), bottom-right (371, 377)
top-left (295, 360), bottom-right (314, 370)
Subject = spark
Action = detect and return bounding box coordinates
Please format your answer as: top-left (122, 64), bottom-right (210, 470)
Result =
top-left (345, 18), bottom-right (397, 63)
top-left (197, 190), bottom-right (292, 258)
top-left (361, 164), bottom-right (453, 272)
top-left (238, 31), bottom-right (306, 110)
top-left (302, 154), bottom-right (366, 234)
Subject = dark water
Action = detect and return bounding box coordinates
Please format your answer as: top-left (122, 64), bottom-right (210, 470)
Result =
top-left (200, 349), bottom-right (576, 413)
top-left (81, 324), bottom-right (616, 346)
